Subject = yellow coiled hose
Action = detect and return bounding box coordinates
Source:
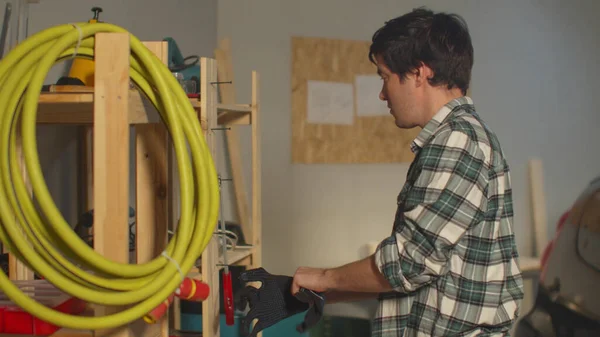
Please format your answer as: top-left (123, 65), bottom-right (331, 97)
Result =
top-left (0, 22), bottom-right (219, 329)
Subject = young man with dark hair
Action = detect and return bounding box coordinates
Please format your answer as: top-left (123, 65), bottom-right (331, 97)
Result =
top-left (291, 7), bottom-right (524, 336)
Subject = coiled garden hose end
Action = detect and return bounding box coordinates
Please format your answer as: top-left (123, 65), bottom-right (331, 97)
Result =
top-left (0, 22), bottom-right (219, 330)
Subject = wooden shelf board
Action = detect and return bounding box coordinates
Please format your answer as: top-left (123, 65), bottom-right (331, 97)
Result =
top-left (217, 103), bottom-right (251, 113)
top-left (192, 247), bottom-right (254, 274)
top-left (220, 247), bottom-right (254, 268)
top-left (217, 103), bottom-right (251, 125)
top-left (35, 91), bottom-right (249, 126)
top-left (36, 90), bottom-right (201, 125)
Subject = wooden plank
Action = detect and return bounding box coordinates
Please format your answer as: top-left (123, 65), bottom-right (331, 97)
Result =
top-left (36, 90), bottom-right (176, 124)
top-left (8, 125), bottom-right (34, 281)
top-left (200, 57), bottom-right (220, 337)
top-left (92, 32), bottom-right (131, 337)
top-left (47, 85), bottom-right (95, 92)
top-left (76, 126), bottom-right (93, 242)
top-left (529, 158), bottom-right (548, 257)
top-left (219, 248), bottom-right (253, 268)
top-left (250, 71), bottom-right (262, 271)
top-left (217, 103), bottom-right (252, 113)
top-left (170, 156), bottom-right (182, 333)
top-left (132, 123), bottom-right (169, 337)
top-left (130, 41), bottom-right (170, 337)
top-left (217, 104), bottom-right (251, 125)
top-left (231, 254), bottom-right (252, 268)
top-left (214, 38), bottom-right (252, 243)
top-left (80, 126), bottom-right (93, 210)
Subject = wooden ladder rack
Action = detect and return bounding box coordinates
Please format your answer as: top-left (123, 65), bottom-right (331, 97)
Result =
top-left (2, 33), bottom-right (262, 337)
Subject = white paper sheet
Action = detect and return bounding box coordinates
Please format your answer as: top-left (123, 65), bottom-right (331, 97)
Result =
top-left (354, 75), bottom-right (389, 117)
top-left (306, 80), bottom-right (354, 125)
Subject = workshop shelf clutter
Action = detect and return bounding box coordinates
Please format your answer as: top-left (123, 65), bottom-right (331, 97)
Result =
top-left (0, 18), bottom-right (262, 337)
top-left (0, 280), bottom-right (86, 335)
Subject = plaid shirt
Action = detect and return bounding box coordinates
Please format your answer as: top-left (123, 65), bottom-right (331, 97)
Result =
top-left (373, 97), bottom-right (524, 336)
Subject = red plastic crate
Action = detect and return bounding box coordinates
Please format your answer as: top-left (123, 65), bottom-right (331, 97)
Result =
top-left (0, 280), bottom-right (86, 335)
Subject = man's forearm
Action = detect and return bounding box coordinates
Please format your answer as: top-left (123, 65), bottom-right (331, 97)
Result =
top-left (324, 254), bottom-right (393, 293)
top-left (324, 291), bottom-right (379, 304)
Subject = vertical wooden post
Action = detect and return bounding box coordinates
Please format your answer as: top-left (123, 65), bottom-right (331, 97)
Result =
top-left (77, 126), bottom-right (93, 239)
top-left (92, 32), bottom-right (131, 337)
top-left (214, 39), bottom-right (252, 242)
top-left (131, 41), bottom-right (170, 337)
top-left (8, 126), bottom-right (35, 281)
top-left (529, 158), bottom-right (548, 257)
top-left (250, 72), bottom-right (262, 271)
top-left (200, 57), bottom-right (220, 337)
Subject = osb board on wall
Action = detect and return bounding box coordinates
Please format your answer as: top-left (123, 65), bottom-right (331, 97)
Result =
top-left (291, 36), bottom-right (420, 164)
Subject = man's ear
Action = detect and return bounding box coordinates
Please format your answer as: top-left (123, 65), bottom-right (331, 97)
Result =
top-left (414, 63), bottom-right (433, 88)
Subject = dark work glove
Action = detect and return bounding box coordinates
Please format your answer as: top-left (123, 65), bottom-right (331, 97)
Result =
top-left (236, 267), bottom-right (326, 336)
top-left (294, 287), bottom-right (326, 333)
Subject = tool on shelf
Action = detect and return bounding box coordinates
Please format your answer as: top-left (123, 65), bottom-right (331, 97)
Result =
top-left (218, 174), bottom-right (235, 326)
top-left (163, 36), bottom-right (199, 95)
top-left (64, 7), bottom-right (103, 86)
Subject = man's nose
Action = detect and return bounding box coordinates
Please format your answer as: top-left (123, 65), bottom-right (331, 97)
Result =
top-left (379, 90), bottom-right (386, 101)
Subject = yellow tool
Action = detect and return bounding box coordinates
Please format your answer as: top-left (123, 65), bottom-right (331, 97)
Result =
top-left (66, 7), bottom-right (102, 86)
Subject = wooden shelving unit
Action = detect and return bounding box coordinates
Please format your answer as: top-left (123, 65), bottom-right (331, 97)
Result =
top-left (2, 33), bottom-right (261, 337)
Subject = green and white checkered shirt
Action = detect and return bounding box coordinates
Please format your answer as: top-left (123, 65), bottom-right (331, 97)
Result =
top-left (373, 97), bottom-right (524, 336)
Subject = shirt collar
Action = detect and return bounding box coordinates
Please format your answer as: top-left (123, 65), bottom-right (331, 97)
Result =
top-left (410, 96), bottom-right (474, 153)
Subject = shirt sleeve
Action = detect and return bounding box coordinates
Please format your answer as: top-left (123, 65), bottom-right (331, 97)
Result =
top-left (374, 129), bottom-right (489, 293)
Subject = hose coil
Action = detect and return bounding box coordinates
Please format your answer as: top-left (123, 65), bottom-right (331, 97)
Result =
top-left (0, 22), bottom-right (219, 329)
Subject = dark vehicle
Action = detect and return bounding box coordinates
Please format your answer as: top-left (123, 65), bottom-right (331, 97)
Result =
top-left (514, 176), bottom-right (600, 336)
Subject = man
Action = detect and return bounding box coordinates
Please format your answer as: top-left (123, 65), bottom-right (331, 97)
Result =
top-left (291, 7), bottom-right (524, 336)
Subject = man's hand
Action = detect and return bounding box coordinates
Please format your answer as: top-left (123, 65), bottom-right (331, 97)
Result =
top-left (291, 267), bottom-right (334, 295)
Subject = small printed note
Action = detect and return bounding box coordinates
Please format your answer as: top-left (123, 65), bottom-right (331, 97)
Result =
top-left (306, 80), bottom-right (354, 125)
top-left (354, 75), bottom-right (388, 117)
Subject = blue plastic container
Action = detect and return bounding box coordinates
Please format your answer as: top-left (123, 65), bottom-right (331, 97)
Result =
top-left (180, 312), bottom-right (308, 337)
